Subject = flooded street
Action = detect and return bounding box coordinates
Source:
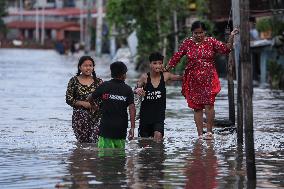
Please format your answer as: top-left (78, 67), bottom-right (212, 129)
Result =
top-left (0, 49), bottom-right (283, 189)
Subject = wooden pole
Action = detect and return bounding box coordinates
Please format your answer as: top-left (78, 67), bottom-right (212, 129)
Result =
top-left (225, 24), bottom-right (235, 126)
top-left (236, 144), bottom-right (245, 188)
top-left (227, 51), bottom-right (235, 125)
top-left (239, 0), bottom-right (256, 180)
top-left (173, 10), bottom-right (178, 52)
top-left (232, 0), bottom-right (243, 144)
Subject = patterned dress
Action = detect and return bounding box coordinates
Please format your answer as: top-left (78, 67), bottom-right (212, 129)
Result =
top-left (168, 37), bottom-right (231, 110)
top-left (66, 76), bottom-right (103, 143)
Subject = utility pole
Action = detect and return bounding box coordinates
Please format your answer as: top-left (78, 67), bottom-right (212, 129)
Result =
top-left (232, 0), bottom-right (243, 144)
top-left (110, 24), bottom-right (116, 58)
top-left (85, 0), bottom-right (92, 54)
top-left (41, 4), bottom-right (45, 45)
top-left (80, 2), bottom-right (84, 45)
top-left (19, 0), bottom-right (23, 21)
top-left (35, 3), bottom-right (39, 42)
top-left (173, 10), bottom-right (178, 52)
top-left (95, 0), bottom-right (103, 57)
top-left (239, 0), bottom-right (256, 180)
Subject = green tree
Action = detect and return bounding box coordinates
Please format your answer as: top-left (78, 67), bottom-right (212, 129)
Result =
top-left (106, 0), bottom-right (189, 69)
top-left (0, 0), bottom-right (7, 38)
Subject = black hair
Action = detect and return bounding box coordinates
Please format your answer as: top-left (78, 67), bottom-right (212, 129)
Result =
top-left (149, 52), bottom-right (164, 62)
top-left (191, 21), bottom-right (207, 32)
top-left (110, 61), bottom-right (128, 78)
top-left (76, 55), bottom-right (97, 80)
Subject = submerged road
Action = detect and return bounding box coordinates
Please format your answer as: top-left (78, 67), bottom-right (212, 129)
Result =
top-left (0, 49), bottom-right (283, 189)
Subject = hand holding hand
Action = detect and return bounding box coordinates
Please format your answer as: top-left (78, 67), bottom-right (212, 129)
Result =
top-left (77, 101), bottom-right (92, 109)
top-left (135, 87), bottom-right (145, 97)
top-left (90, 102), bottom-right (99, 112)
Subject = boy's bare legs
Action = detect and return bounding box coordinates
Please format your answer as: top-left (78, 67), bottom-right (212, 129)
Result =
top-left (194, 109), bottom-right (203, 137)
top-left (154, 131), bottom-right (163, 142)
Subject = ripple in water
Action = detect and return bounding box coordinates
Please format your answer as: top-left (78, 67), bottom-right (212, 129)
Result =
top-left (0, 49), bottom-right (283, 189)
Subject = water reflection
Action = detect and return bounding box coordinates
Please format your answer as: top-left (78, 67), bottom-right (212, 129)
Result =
top-left (219, 144), bottom-right (246, 189)
top-left (236, 145), bottom-right (245, 189)
top-left (134, 139), bottom-right (165, 188)
top-left (185, 140), bottom-right (217, 189)
top-left (1, 49), bottom-right (284, 189)
top-left (64, 143), bottom-right (127, 189)
top-left (62, 140), bottom-right (166, 189)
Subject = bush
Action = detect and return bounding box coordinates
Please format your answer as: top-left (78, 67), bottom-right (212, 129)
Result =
top-left (256, 18), bottom-right (272, 32)
top-left (267, 60), bottom-right (284, 89)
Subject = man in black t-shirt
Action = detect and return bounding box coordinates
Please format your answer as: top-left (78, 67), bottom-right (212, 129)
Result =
top-left (88, 61), bottom-right (136, 148)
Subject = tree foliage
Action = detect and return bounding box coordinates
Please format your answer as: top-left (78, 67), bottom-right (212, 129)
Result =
top-left (106, 0), bottom-right (216, 72)
top-left (106, 0), bottom-right (189, 66)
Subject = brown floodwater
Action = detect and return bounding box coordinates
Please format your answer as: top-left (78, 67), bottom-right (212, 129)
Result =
top-left (0, 49), bottom-right (283, 189)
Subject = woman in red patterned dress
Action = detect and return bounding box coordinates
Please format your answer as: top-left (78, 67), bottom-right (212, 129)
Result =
top-left (166, 21), bottom-right (238, 139)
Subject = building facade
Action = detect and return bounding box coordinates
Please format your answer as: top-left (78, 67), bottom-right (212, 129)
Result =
top-left (4, 0), bottom-right (106, 48)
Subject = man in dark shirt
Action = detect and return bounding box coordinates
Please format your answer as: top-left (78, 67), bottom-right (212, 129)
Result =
top-left (88, 61), bottom-right (136, 148)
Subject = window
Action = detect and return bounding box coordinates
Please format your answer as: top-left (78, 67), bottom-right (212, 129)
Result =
top-left (63, 0), bottom-right (75, 7)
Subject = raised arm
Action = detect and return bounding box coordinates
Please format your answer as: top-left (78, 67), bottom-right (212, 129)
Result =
top-left (213, 28), bottom-right (239, 54)
top-left (226, 28), bottom-right (239, 50)
top-left (163, 72), bottom-right (183, 82)
top-left (166, 38), bottom-right (190, 70)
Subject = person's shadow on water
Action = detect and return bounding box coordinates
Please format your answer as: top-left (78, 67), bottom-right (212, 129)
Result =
top-left (185, 140), bottom-right (218, 189)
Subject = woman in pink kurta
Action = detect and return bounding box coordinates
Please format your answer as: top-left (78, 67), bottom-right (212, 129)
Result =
top-left (166, 21), bottom-right (238, 139)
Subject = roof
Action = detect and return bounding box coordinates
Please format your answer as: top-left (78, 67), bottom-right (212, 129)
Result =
top-left (213, 11), bottom-right (273, 22)
top-left (6, 20), bottom-right (80, 30)
top-left (208, 0), bottom-right (282, 22)
top-left (9, 7), bottom-right (104, 17)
